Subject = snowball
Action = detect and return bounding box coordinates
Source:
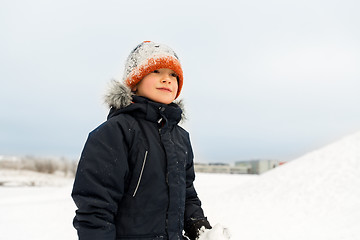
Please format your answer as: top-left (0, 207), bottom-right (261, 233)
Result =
top-left (197, 223), bottom-right (231, 240)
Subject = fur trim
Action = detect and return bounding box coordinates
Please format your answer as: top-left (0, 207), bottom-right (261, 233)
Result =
top-left (104, 80), bottom-right (133, 109)
top-left (174, 99), bottom-right (187, 123)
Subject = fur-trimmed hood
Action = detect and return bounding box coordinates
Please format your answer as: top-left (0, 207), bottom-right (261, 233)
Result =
top-left (104, 80), bottom-right (134, 110)
top-left (104, 80), bottom-right (186, 121)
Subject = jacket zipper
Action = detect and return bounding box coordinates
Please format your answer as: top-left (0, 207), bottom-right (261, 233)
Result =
top-left (132, 150), bottom-right (148, 197)
top-left (158, 127), bottom-right (169, 236)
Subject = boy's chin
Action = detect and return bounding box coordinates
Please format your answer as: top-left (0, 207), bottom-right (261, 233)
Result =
top-left (136, 94), bottom-right (175, 105)
top-left (146, 95), bottom-right (175, 104)
top-left (155, 99), bottom-right (174, 105)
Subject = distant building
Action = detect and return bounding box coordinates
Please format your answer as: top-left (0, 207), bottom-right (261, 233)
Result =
top-left (235, 159), bottom-right (279, 174)
top-left (194, 159), bottom-right (281, 175)
top-left (194, 163), bottom-right (250, 174)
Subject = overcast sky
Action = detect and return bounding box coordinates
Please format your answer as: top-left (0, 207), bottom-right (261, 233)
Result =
top-left (1, 0), bottom-right (360, 163)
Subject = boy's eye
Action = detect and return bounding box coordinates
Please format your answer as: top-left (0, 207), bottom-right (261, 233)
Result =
top-left (153, 70), bottom-right (160, 73)
top-left (171, 73), bottom-right (178, 78)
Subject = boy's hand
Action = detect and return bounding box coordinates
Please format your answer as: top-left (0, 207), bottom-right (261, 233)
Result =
top-left (184, 218), bottom-right (212, 240)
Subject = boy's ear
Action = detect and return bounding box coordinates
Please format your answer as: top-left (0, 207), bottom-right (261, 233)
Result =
top-left (131, 85), bottom-right (137, 92)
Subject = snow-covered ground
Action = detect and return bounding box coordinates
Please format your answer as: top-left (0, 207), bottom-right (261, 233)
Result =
top-left (1, 130), bottom-right (360, 240)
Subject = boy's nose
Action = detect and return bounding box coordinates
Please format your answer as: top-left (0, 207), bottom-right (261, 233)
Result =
top-left (161, 75), bottom-right (171, 83)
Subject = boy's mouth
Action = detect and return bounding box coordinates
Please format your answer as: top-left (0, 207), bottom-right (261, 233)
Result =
top-left (157, 87), bottom-right (172, 92)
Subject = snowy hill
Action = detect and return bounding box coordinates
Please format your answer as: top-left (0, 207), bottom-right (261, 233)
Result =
top-left (197, 130), bottom-right (360, 240)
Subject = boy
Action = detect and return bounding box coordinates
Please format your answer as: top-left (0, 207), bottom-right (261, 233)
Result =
top-left (72, 41), bottom-right (211, 240)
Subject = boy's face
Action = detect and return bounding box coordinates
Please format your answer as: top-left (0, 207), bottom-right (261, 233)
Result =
top-left (132, 68), bottom-right (178, 104)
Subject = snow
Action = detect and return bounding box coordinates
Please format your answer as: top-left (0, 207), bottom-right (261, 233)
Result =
top-left (0, 169), bottom-right (73, 187)
top-left (0, 183), bottom-right (76, 239)
top-left (196, 130), bottom-right (360, 240)
top-left (1, 130), bottom-right (360, 240)
top-left (198, 224), bottom-right (231, 240)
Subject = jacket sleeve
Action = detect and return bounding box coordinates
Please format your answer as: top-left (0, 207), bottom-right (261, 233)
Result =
top-left (71, 121), bottom-right (129, 240)
top-left (183, 137), bottom-right (211, 240)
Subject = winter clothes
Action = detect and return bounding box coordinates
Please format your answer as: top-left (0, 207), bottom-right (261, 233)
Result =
top-left (123, 41), bottom-right (183, 99)
top-left (72, 82), bottom-right (210, 240)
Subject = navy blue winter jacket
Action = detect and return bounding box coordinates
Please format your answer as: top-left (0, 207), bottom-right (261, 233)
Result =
top-left (72, 86), bottom-right (209, 240)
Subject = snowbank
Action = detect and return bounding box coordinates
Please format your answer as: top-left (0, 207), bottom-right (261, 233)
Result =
top-left (197, 130), bottom-right (360, 240)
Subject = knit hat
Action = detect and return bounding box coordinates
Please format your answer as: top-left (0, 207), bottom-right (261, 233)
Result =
top-left (123, 41), bottom-right (183, 99)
